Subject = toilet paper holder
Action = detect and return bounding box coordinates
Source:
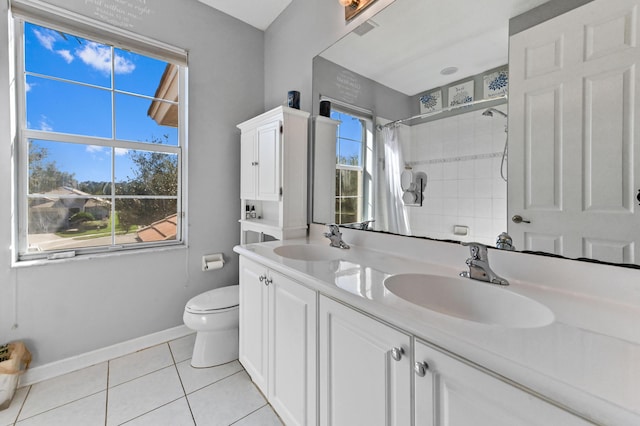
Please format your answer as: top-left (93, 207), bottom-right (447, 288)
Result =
top-left (202, 253), bottom-right (225, 271)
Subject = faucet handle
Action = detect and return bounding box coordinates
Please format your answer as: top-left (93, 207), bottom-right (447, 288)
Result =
top-left (461, 242), bottom-right (488, 260)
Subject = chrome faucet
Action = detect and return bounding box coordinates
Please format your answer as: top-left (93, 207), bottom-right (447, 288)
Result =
top-left (324, 224), bottom-right (350, 249)
top-left (460, 242), bottom-right (509, 285)
top-left (357, 219), bottom-right (375, 230)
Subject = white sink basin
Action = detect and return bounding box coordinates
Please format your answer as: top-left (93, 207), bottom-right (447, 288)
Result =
top-left (273, 244), bottom-right (343, 261)
top-left (384, 273), bottom-right (554, 328)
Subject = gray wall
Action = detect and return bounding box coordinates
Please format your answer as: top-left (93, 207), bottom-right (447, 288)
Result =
top-left (0, 0), bottom-right (264, 365)
top-left (312, 56), bottom-right (412, 121)
top-left (264, 0), bottom-right (396, 113)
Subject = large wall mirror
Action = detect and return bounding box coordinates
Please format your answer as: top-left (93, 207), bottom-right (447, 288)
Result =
top-left (312, 0), bottom-right (640, 267)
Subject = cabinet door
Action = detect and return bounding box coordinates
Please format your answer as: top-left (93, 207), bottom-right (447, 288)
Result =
top-left (414, 340), bottom-right (592, 426)
top-left (268, 271), bottom-right (317, 426)
top-left (256, 121), bottom-right (281, 201)
top-left (240, 128), bottom-right (257, 200)
top-left (238, 257), bottom-right (269, 394)
top-left (319, 296), bottom-right (411, 426)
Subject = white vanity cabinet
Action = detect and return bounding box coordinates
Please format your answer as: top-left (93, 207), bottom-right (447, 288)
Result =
top-left (414, 340), bottom-right (591, 426)
top-left (318, 295), bottom-right (412, 426)
top-left (237, 106), bottom-right (310, 243)
top-left (238, 256), bottom-right (317, 426)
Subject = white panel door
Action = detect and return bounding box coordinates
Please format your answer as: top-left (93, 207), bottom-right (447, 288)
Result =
top-left (238, 256), bottom-right (269, 394)
top-left (319, 296), bottom-right (411, 426)
top-left (268, 271), bottom-right (317, 426)
top-left (509, 0), bottom-right (640, 264)
top-left (256, 121), bottom-right (281, 201)
top-left (414, 340), bottom-right (591, 426)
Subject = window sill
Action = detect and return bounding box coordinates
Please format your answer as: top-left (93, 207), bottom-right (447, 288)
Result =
top-left (12, 243), bottom-right (188, 268)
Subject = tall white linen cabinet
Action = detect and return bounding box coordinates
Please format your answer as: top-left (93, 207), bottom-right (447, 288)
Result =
top-left (237, 106), bottom-right (310, 243)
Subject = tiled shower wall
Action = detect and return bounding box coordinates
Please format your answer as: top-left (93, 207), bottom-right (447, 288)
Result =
top-left (401, 106), bottom-right (508, 245)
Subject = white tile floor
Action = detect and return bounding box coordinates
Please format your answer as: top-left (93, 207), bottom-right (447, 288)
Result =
top-left (0, 334), bottom-right (283, 426)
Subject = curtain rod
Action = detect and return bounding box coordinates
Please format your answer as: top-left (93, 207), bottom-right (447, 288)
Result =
top-left (376, 95), bottom-right (507, 130)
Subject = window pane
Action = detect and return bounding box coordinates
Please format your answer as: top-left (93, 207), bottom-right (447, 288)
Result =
top-left (27, 196), bottom-right (112, 252)
top-left (339, 169), bottom-right (360, 196)
top-left (115, 93), bottom-right (178, 145)
top-left (115, 150), bottom-right (178, 196)
top-left (24, 22), bottom-right (112, 88)
top-left (336, 113), bottom-right (363, 141)
top-left (114, 49), bottom-right (173, 98)
top-left (335, 197), bottom-right (359, 224)
top-left (29, 140), bottom-right (112, 194)
top-left (337, 139), bottom-right (362, 166)
top-left (115, 199), bottom-right (177, 244)
top-left (26, 76), bottom-right (112, 137)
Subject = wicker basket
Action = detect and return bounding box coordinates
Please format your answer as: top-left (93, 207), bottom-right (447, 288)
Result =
top-left (0, 342), bottom-right (32, 411)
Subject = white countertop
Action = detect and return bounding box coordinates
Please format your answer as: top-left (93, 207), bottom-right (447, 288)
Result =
top-left (234, 237), bottom-right (640, 426)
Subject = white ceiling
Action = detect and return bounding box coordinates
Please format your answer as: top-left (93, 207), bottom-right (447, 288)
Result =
top-left (320, 0), bottom-right (550, 95)
top-left (197, 0), bottom-right (292, 30)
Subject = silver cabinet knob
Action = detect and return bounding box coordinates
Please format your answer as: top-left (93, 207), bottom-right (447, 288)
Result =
top-left (390, 347), bottom-right (404, 361)
top-left (414, 361), bottom-right (429, 377)
top-left (259, 274), bottom-right (266, 282)
top-left (264, 277), bottom-right (272, 286)
top-left (512, 215), bottom-right (531, 224)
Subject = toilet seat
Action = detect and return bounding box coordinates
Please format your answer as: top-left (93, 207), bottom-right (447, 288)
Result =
top-left (185, 285), bottom-right (239, 314)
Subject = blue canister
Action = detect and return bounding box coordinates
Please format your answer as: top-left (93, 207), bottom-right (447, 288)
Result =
top-left (287, 91), bottom-right (300, 109)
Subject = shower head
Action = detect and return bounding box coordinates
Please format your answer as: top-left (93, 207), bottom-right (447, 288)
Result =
top-left (482, 108), bottom-right (508, 118)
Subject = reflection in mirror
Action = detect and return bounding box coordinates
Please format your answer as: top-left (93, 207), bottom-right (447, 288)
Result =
top-left (312, 0), bottom-right (640, 267)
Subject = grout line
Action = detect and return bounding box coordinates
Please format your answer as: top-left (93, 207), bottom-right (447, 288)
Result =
top-left (107, 363), bottom-right (175, 390)
top-left (184, 368), bottom-right (245, 397)
top-left (105, 360), bottom-right (110, 426)
top-left (117, 397), bottom-right (185, 425)
top-left (167, 342), bottom-right (197, 425)
top-left (228, 403), bottom-right (268, 425)
top-left (12, 385), bottom-right (31, 426)
top-left (13, 390), bottom-right (106, 423)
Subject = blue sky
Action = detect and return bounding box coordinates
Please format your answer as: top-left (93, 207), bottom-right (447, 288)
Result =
top-left (331, 110), bottom-right (363, 166)
top-left (24, 22), bottom-right (177, 184)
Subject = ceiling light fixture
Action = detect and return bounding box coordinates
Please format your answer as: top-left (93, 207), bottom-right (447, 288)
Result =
top-left (339, 0), bottom-right (378, 21)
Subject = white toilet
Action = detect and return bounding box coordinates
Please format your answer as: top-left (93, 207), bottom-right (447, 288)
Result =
top-left (183, 285), bottom-right (239, 368)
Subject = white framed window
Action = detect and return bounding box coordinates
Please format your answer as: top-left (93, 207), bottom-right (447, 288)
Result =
top-left (330, 107), bottom-right (372, 225)
top-left (12, 10), bottom-right (187, 262)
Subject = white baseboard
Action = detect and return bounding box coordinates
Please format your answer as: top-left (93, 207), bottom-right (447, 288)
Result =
top-left (19, 325), bottom-right (192, 387)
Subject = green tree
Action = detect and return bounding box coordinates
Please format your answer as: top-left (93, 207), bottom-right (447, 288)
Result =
top-left (116, 139), bottom-right (178, 233)
top-left (29, 142), bottom-right (77, 193)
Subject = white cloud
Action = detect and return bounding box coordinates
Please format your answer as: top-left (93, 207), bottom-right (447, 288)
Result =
top-left (76, 42), bottom-right (135, 75)
top-left (86, 145), bottom-right (105, 154)
top-left (115, 148), bottom-right (129, 156)
top-left (38, 116), bottom-right (53, 132)
top-left (33, 28), bottom-right (58, 51)
top-left (56, 49), bottom-right (74, 64)
top-left (114, 54), bottom-right (136, 74)
top-left (25, 82), bottom-right (32, 92)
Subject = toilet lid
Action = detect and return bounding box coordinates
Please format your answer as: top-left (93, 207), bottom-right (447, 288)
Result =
top-left (185, 285), bottom-right (239, 314)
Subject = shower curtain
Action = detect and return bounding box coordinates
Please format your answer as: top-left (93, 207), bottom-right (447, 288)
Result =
top-left (375, 125), bottom-right (411, 235)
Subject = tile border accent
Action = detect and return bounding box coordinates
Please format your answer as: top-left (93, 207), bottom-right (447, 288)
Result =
top-left (19, 325), bottom-right (192, 387)
top-left (408, 151), bottom-right (502, 167)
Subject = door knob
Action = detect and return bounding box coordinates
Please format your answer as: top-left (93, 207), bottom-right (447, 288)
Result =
top-left (512, 215), bottom-right (531, 224)
top-left (414, 361), bottom-right (429, 377)
top-left (390, 347), bottom-right (404, 361)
